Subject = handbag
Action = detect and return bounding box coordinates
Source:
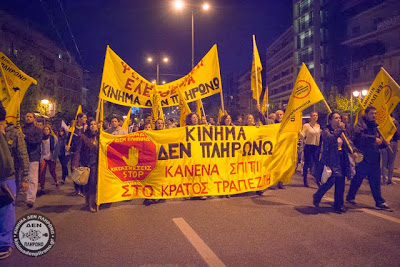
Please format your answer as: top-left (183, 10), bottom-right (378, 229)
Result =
top-left (321, 165), bottom-right (332, 184)
top-left (71, 167), bottom-right (90, 185)
top-left (0, 183), bottom-right (15, 208)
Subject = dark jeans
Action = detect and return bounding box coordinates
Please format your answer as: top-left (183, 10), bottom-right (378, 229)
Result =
top-left (59, 155), bottom-right (70, 182)
top-left (303, 144), bottom-right (319, 182)
top-left (346, 161), bottom-right (385, 206)
top-left (314, 175), bottom-right (345, 209)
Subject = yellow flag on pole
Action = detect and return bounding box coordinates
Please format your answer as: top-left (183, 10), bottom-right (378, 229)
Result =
top-left (196, 99), bottom-right (202, 120)
top-left (279, 63), bottom-right (324, 134)
top-left (151, 90), bottom-right (164, 129)
top-left (5, 91), bottom-right (21, 127)
top-left (261, 86), bottom-right (269, 114)
top-left (177, 86), bottom-right (191, 127)
top-left (217, 108), bottom-right (224, 125)
top-left (0, 52), bottom-right (37, 107)
top-left (122, 108), bottom-right (132, 132)
top-left (251, 35), bottom-right (262, 101)
top-left (359, 68), bottom-right (400, 141)
top-left (68, 105), bottom-right (82, 133)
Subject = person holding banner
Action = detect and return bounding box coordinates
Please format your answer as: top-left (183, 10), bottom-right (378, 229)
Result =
top-left (72, 118), bottom-right (99, 213)
top-left (313, 112), bottom-right (356, 214)
top-left (186, 113), bottom-right (200, 127)
top-left (244, 114), bottom-right (257, 126)
top-left (300, 112), bottom-right (321, 187)
top-left (219, 115), bottom-right (235, 127)
top-left (22, 112), bottom-right (43, 208)
top-left (67, 112), bottom-right (87, 197)
top-left (346, 106), bottom-right (392, 211)
top-left (105, 116), bottom-right (128, 135)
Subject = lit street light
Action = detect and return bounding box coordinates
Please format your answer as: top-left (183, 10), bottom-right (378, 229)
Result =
top-left (147, 56), bottom-right (169, 84)
top-left (41, 99), bottom-right (49, 105)
top-left (173, 0), bottom-right (211, 69)
top-left (350, 89), bottom-right (368, 125)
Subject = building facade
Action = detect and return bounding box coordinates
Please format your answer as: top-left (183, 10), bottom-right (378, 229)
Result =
top-left (266, 26), bottom-right (294, 110)
top-left (0, 11), bottom-right (84, 116)
top-left (341, 0), bottom-right (400, 93)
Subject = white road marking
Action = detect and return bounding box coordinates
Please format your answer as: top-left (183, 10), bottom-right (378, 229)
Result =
top-left (323, 197), bottom-right (400, 224)
top-left (173, 217), bottom-right (226, 267)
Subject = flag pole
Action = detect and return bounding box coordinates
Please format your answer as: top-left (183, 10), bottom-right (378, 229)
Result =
top-left (95, 97), bottom-right (101, 122)
top-left (322, 99), bottom-right (354, 154)
top-left (200, 99), bottom-right (206, 119)
top-left (253, 35), bottom-right (260, 106)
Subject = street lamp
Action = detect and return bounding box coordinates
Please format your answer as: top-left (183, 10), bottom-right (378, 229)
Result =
top-left (147, 56), bottom-right (169, 84)
top-left (350, 89), bottom-right (368, 125)
top-left (173, 0), bottom-right (211, 69)
top-left (41, 99), bottom-right (49, 105)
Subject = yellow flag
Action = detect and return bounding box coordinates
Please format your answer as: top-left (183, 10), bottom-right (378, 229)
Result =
top-left (151, 90), bottom-right (164, 129)
top-left (196, 100), bottom-right (202, 120)
top-left (68, 105), bottom-right (82, 133)
top-left (217, 108), bottom-right (224, 124)
top-left (251, 35), bottom-right (262, 101)
top-left (5, 91), bottom-right (21, 127)
top-left (279, 63), bottom-right (324, 134)
top-left (0, 52), bottom-right (37, 108)
top-left (122, 108), bottom-right (132, 132)
top-left (261, 86), bottom-right (268, 114)
top-left (177, 86), bottom-right (191, 127)
top-left (359, 68), bottom-right (400, 141)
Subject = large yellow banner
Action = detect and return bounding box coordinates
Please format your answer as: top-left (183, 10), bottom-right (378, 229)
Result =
top-left (361, 68), bottom-right (399, 141)
top-left (99, 45), bottom-right (222, 108)
top-left (97, 124), bottom-right (298, 204)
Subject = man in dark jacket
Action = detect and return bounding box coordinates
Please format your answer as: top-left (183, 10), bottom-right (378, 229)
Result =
top-left (22, 112), bottom-right (43, 208)
top-left (346, 106), bottom-right (391, 211)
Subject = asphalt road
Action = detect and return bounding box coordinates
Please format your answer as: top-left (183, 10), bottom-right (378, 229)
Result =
top-left (5, 167), bottom-right (400, 266)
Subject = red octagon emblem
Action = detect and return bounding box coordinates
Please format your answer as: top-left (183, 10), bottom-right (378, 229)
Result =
top-left (107, 132), bottom-right (157, 181)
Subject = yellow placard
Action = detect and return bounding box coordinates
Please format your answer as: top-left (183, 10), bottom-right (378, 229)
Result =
top-left (99, 45), bottom-right (222, 108)
top-left (97, 124), bottom-right (298, 205)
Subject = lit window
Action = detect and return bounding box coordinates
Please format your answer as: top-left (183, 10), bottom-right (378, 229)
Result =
top-left (58, 53), bottom-right (62, 59)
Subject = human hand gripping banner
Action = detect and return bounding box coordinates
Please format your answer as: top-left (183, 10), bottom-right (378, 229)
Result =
top-left (97, 124), bottom-right (298, 204)
top-left (99, 45), bottom-right (222, 108)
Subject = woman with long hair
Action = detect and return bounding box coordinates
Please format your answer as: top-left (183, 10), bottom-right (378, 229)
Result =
top-left (313, 112), bottom-right (356, 214)
top-left (300, 112), bottom-right (321, 187)
top-left (39, 124), bottom-right (59, 194)
top-left (244, 114), bottom-right (257, 126)
top-left (185, 113), bottom-right (199, 126)
top-left (72, 118), bottom-right (100, 212)
top-left (219, 114), bottom-right (235, 126)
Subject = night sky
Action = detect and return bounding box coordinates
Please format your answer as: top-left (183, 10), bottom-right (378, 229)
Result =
top-left (3, 0), bottom-right (292, 87)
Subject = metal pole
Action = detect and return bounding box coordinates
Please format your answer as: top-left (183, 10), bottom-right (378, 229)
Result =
top-left (156, 63), bottom-right (160, 85)
top-left (350, 94), bottom-right (353, 126)
top-left (192, 10), bottom-right (194, 69)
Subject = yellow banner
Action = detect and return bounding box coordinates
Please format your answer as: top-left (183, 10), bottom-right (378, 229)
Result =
top-left (99, 45), bottom-right (222, 108)
top-left (97, 124), bottom-right (298, 204)
top-left (361, 68), bottom-right (399, 141)
top-left (280, 63), bottom-right (324, 134)
top-left (251, 36), bottom-right (262, 101)
top-left (0, 52), bottom-right (37, 124)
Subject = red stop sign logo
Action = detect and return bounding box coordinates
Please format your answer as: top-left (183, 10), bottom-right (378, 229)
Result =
top-left (107, 132), bottom-right (157, 181)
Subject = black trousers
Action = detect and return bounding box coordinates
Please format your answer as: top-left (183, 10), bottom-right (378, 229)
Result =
top-left (303, 145), bottom-right (319, 181)
top-left (346, 161), bottom-right (385, 206)
top-left (59, 155), bottom-right (70, 181)
top-left (314, 175), bottom-right (345, 209)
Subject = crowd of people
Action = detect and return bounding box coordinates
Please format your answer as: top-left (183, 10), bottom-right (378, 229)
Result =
top-left (0, 99), bottom-right (399, 259)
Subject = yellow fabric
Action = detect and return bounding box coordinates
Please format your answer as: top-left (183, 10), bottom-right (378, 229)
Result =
top-left (0, 52), bottom-right (37, 126)
top-left (97, 124), bottom-right (298, 204)
top-left (68, 105), bottom-right (82, 133)
top-left (217, 108), bottom-right (223, 125)
top-left (151, 91), bottom-right (164, 129)
top-left (122, 108), bottom-right (132, 132)
top-left (5, 91), bottom-right (20, 127)
top-left (251, 36), bottom-right (262, 101)
top-left (196, 99), bottom-right (202, 120)
top-left (279, 63), bottom-right (324, 134)
top-left (177, 86), bottom-right (191, 127)
top-left (261, 86), bottom-right (268, 114)
top-left (359, 68), bottom-right (399, 141)
top-left (99, 45), bottom-right (222, 107)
